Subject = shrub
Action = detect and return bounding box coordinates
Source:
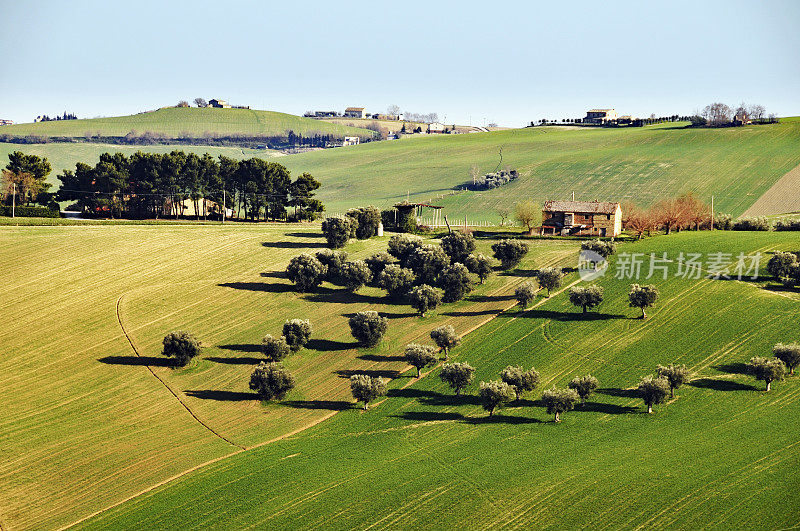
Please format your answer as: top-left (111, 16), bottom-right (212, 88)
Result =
top-left (387, 234), bottom-right (423, 266)
top-left (775, 219), bottom-right (800, 231)
top-left (568, 375), bottom-right (599, 404)
top-left (321, 217), bottom-right (352, 248)
top-left (315, 249), bottom-right (348, 282)
top-left (409, 284), bottom-right (441, 317)
top-left (249, 362), bottom-right (295, 400)
top-left (714, 213), bottom-right (733, 230)
top-left (500, 365), bottom-right (539, 400)
top-left (439, 362), bottom-right (475, 395)
top-left (348, 311), bottom-right (388, 347)
top-left (440, 231), bottom-right (476, 263)
top-left (656, 364), bottom-right (690, 398)
top-left (364, 252), bottom-right (395, 278)
top-left (748, 356), bottom-right (786, 391)
top-left (479, 380), bottom-right (515, 416)
top-left (515, 281), bottom-right (538, 308)
top-left (541, 386), bottom-right (580, 422)
top-left (0, 205), bottom-right (60, 218)
top-left (378, 264), bottom-right (416, 298)
top-left (346, 206), bottom-right (381, 239)
top-left (404, 343), bottom-right (438, 377)
top-left (732, 217), bottom-right (771, 231)
top-left (491, 239), bottom-right (529, 269)
top-left (282, 319), bottom-right (312, 351)
top-left (464, 253), bottom-right (493, 284)
top-left (350, 374), bottom-right (387, 409)
top-left (773, 343), bottom-right (800, 375)
top-left (580, 239), bottom-right (616, 257)
top-left (568, 285), bottom-right (604, 313)
top-left (537, 267), bottom-right (562, 297)
top-left (161, 330), bottom-right (201, 367)
top-left (430, 325), bottom-right (461, 359)
top-left (286, 253), bottom-right (327, 292)
top-left (261, 334), bottom-right (291, 361)
top-left (408, 245), bottom-right (450, 285)
top-left (637, 375), bottom-right (670, 413)
top-left (439, 263), bottom-right (472, 303)
top-left (340, 260), bottom-right (372, 292)
top-left (629, 284), bottom-right (659, 319)
top-left (766, 251), bottom-right (798, 281)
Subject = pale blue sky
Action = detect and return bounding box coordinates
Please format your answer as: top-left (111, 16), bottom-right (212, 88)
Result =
top-left (1, 0), bottom-right (798, 126)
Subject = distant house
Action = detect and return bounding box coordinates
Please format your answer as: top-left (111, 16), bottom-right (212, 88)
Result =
top-left (584, 109), bottom-right (617, 124)
top-left (541, 200), bottom-right (622, 237)
top-left (208, 99), bottom-right (231, 109)
top-left (344, 107), bottom-right (366, 118)
top-left (427, 122), bottom-right (446, 134)
top-left (372, 113), bottom-right (403, 121)
top-left (343, 136), bottom-right (360, 146)
top-left (311, 111), bottom-right (338, 118)
top-left (0, 119), bottom-right (13, 126)
top-left (162, 197), bottom-right (231, 218)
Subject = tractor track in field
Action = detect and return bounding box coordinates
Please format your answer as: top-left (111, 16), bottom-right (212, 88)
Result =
top-left (115, 293), bottom-right (245, 451)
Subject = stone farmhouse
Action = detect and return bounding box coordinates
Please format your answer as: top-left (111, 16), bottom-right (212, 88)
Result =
top-left (540, 199), bottom-right (622, 237)
top-left (344, 107), bottom-right (366, 118)
top-left (584, 109), bottom-right (617, 124)
top-left (209, 99), bottom-right (231, 108)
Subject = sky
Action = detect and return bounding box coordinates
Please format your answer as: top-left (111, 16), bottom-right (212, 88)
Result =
top-left (1, 0), bottom-right (799, 127)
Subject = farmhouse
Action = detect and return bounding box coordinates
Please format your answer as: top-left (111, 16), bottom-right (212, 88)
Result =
top-left (162, 197), bottom-right (231, 218)
top-left (343, 136), bottom-right (360, 146)
top-left (0, 119), bottom-right (13, 125)
top-left (208, 99), bottom-right (231, 109)
top-left (344, 107), bottom-right (366, 118)
top-left (584, 109), bottom-right (617, 124)
top-left (540, 199), bottom-right (622, 237)
top-left (306, 110), bottom-right (338, 118)
top-left (372, 113), bottom-right (403, 121)
top-left (427, 122), bottom-right (447, 134)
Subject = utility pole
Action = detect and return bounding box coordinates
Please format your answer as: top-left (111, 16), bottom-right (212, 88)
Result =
top-left (710, 195), bottom-right (714, 230)
top-left (11, 182), bottom-right (15, 218)
top-left (222, 185), bottom-right (226, 224)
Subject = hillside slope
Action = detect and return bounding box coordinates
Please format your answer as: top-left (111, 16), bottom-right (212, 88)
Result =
top-left (0, 107), bottom-right (375, 140)
top-left (278, 120), bottom-right (800, 219)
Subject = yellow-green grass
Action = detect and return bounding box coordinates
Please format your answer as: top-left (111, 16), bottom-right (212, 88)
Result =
top-left (276, 120), bottom-right (800, 220)
top-left (0, 108), bottom-right (375, 141)
top-left (78, 231), bottom-right (800, 529)
top-left (0, 224), bottom-right (573, 529)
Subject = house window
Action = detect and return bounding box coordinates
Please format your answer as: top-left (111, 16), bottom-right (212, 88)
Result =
top-left (606, 214), bottom-right (611, 220)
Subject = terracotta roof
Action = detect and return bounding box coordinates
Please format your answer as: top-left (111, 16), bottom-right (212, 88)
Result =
top-left (543, 200), bottom-right (619, 214)
top-left (587, 109), bottom-right (614, 112)
top-left (345, 107), bottom-right (364, 111)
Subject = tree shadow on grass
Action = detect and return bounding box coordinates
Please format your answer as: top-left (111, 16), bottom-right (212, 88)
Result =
top-left (575, 401), bottom-right (639, 414)
top-left (285, 232), bottom-right (325, 239)
top-left (206, 356), bottom-right (263, 365)
top-left (357, 352), bottom-right (406, 362)
top-left (466, 294), bottom-right (515, 303)
top-left (713, 362), bottom-right (750, 376)
top-left (506, 309), bottom-right (626, 321)
top-left (260, 271), bottom-right (287, 279)
top-left (689, 378), bottom-right (758, 392)
top-left (388, 387), bottom-right (482, 406)
top-left (763, 284), bottom-right (800, 294)
top-left (335, 369), bottom-right (402, 379)
top-left (341, 310), bottom-right (414, 320)
top-left (98, 355), bottom-right (174, 367)
top-left (391, 411), bottom-right (466, 422)
top-left (466, 414), bottom-right (544, 425)
top-left (307, 338), bottom-right (359, 352)
top-left (184, 390), bottom-right (259, 401)
top-left (305, 289), bottom-right (387, 305)
top-left (218, 343), bottom-right (263, 353)
top-left (499, 268), bottom-right (539, 277)
top-left (596, 387), bottom-right (639, 399)
top-left (262, 240), bottom-right (327, 249)
top-left (281, 400), bottom-right (353, 411)
top-left (441, 309), bottom-right (502, 318)
top-left (217, 281), bottom-right (295, 294)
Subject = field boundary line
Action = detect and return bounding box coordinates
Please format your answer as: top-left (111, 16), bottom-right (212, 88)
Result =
top-left (115, 294), bottom-right (245, 450)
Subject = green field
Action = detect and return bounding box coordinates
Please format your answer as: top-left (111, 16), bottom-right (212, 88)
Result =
top-left (73, 230), bottom-right (800, 529)
top-left (276, 120), bottom-right (800, 220)
top-left (0, 107), bottom-right (374, 140)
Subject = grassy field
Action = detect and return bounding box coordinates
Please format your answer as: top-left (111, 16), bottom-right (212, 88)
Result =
top-left (276, 120), bottom-right (800, 220)
top-left (71, 231), bottom-right (800, 529)
top-left (0, 107), bottom-right (375, 140)
top-left (0, 224), bottom-right (574, 530)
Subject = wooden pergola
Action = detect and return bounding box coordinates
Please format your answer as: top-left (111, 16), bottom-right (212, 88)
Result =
top-left (393, 201), bottom-right (444, 227)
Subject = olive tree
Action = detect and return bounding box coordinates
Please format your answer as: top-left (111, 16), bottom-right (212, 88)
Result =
top-left (315, 249), bottom-right (348, 282)
top-left (350, 374), bottom-right (387, 409)
top-left (656, 364), bottom-right (690, 398)
top-left (465, 253), bottom-right (493, 284)
top-left (430, 325), bottom-right (461, 360)
top-left (629, 284), bottom-right (659, 319)
top-left (568, 285), bottom-right (604, 313)
top-left (541, 386), bottom-right (580, 422)
top-left (439, 263), bottom-right (473, 303)
top-left (491, 239), bottom-right (529, 269)
top-left (479, 380), bottom-right (515, 416)
top-left (440, 231), bottom-right (475, 263)
top-left (286, 253), bottom-right (327, 292)
top-left (580, 239), bottom-right (617, 258)
top-left (748, 356), bottom-right (786, 391)
top-left (378, 264), bottom-right (416, 298)
top-left (773, 342), bottom-right (800, 375)
top-left (340, 260), bottom-right (372, 292)
top-left (249, 362), bottom-right (295, 400)
top-left (515, 281), bottom-right (538, 308)
top-left (568, 374), bottom-right (599, 405)
top-left (261, 334), bottom-right (291, 361)
top-left (537, 267), bottom-right (562, 297)
top-left (408, 245), bottom-right (450, 286)
top-left (439, 362), bottom-right (475, 395)
top-left (409, 284), bottom-right (441, 317)
top-left (321, 217), bottom-right (352, 249)
top-left (348, 311), bottom-right (388, 347)
top-left (637, 375), bottom-right (670, 413)
top-left (387, 234), bottom-right (423, 266)
top-left (500, 365), bottom-right (540, 400)
top-left (282, 319), bottom-right (312, 352)
top-left (364, 252), bottom-right (395, 278)
top-left (161, 330), bottom-right (201, 367)
top-left (404, 343), bottom-right (438, 377)
top-left (766, 251), bottom-right (798, 282)
top-left (346, 206), bottom-right (381, 239)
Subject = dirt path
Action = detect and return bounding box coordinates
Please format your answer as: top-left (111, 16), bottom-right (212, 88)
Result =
top-left (742, 161), bottom-right (800, 217)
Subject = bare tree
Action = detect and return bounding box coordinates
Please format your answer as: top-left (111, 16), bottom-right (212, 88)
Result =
top-left (194, 98), bottom-right (208, 108)
top-left (701, 103), bottom-right (732, 126)
top-left (387, 104), bottom-right (400, 116)
top-left (748, 104), bottom-right (766, 120)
